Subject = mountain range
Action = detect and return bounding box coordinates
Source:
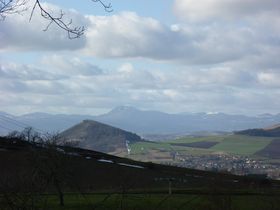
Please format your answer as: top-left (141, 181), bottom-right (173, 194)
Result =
top-left (1, 106), bottom-right (280, 138)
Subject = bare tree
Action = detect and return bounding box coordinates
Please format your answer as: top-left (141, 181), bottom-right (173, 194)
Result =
top-left (0, 0), bottom-right (113, 38)
top-left (33, 133), bottom-right (70, 206)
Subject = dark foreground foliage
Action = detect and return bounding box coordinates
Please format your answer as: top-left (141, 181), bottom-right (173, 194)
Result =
top-left (0, 133), bottom-right (279, 210)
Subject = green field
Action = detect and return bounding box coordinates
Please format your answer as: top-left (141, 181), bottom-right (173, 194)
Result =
top-left (130, 141), bottom-right (172, 154)
top-left (166, 135), bottom-right (226, 144)
top-left (211, 135), bottom-right (273, 155)
top-left (130, 134), bottom-right (274, 157)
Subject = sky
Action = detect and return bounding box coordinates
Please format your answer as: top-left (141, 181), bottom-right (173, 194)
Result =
top-left (0, 0), bottom-right (280, 116)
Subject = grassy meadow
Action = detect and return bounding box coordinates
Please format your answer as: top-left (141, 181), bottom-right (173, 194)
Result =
top-left (130, 134), bottom-right (276, 159)
top-left (210, 135), bottom-right (273, 155)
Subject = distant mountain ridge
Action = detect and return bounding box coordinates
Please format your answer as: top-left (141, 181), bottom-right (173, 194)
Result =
top-left (94, 106), bottom-right (280, 135)
top-left (1, 106), bottom-right (280, 137)
top-left (60, 120), bottom-right (143, 154)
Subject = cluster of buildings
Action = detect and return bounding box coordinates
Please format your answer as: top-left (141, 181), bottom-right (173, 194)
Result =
top-left (168, 153), bottom-right (280, 180)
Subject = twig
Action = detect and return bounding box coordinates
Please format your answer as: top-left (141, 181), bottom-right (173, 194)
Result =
top-left (2, 0), bottom-right (113, 39)
top-left (92, 0), bottom-right (113, 12)
top-left (0, 0), bottom-right (27, 20)
top-left (29, 0), bottom-right (85, 39)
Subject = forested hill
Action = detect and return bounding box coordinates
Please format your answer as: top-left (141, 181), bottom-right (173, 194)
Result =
top-left (235, 124), bottom-right (280, 137)
top-left (59, 120), bottom-right (143, 154)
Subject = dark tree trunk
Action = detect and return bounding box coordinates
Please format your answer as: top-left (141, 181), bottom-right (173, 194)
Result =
top-left (59, 191), bottom-right (64, 206)
top-left (54, 179), bottom-right (64, 206)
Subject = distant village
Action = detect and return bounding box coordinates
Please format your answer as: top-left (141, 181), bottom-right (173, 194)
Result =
top-left (166, 153), bottom-right (280, 180)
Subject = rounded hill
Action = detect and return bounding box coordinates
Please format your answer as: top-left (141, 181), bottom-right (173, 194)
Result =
top-left (60, 120), bottom-right (143, 155)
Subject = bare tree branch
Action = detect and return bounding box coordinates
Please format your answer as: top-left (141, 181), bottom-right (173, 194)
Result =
top-left (29, 0), bottom-right (85, 39)
top-left (92, 0), bottom-right (113, 12)
top-left (0, 0), bottom-right (27, 20)
top-left (1, 0), bottom-right (113, 39)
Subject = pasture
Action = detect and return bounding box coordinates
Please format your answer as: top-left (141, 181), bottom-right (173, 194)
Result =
top-left (130, 134), bottom-right (275, 157)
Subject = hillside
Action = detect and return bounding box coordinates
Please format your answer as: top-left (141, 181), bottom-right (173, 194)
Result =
top-left (235, 124), bottom-right (280, 137)
top-left (0, 136), bottom-right (279, 210)
top-left (60, 120), bottom-right (143, 154)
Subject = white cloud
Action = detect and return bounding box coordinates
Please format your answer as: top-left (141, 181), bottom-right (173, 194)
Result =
top-left (83, 11), bottom-right (268, 65)
top-left (41, 54), bottom-right (103, 76)
top-left (118, 63), bottom-right (134, 74)
top-left (0, 62), bottom-right (65, 80)
top-left (257, 71), bottom-right (280, 88)
top-left (1, 4), bottom-right (279, 68)
top-left (1, 58), bottom-right (279, 115)
top-left (85, 12), bottom-right (176, 59)
top-left (0, 2), bottom-right (87, 52)
top-left (0, 2), bottom-right (279, 115)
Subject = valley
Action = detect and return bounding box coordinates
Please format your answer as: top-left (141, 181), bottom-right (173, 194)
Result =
top-left (127, 134), bottom-right (280, 179)
top-left (1, 110), bottom-right (280, 209)
top-left (2, 0), bottom-right (279, 209)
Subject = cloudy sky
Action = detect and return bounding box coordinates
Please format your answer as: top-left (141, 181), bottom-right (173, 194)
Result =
top-left (0, 0), bottom-right (279, 115)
